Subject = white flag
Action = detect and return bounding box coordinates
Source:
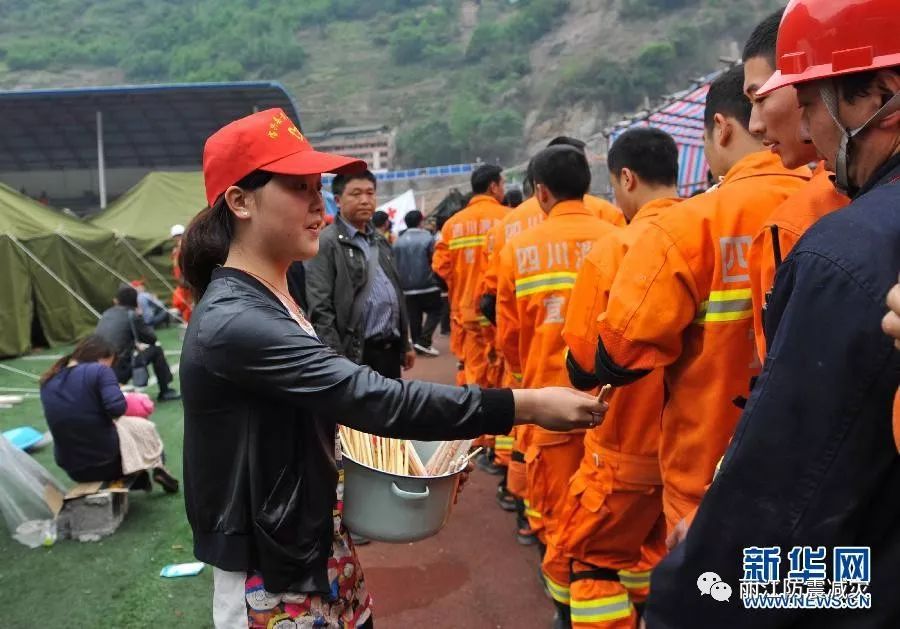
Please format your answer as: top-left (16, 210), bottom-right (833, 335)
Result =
top-left (377, 190), bottom-right (417, 235)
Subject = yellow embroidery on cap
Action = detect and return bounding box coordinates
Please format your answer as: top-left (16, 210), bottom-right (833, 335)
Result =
top-left (267, 112), bottom-right (289, 139)
top-left (288, 125), bottom-right (305, 142)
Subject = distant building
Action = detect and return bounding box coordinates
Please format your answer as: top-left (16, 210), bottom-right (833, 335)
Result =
top-left (307, 125), bottom-right (396, 170)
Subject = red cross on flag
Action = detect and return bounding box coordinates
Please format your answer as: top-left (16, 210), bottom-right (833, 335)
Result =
top-left (376, 189), bottom-right (417, 235)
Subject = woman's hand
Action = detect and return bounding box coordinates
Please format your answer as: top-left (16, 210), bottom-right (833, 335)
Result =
top-left (512, 386), bottom-right (610, 432)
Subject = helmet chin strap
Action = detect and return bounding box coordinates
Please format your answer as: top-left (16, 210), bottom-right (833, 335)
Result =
top-left (819, 83), bottom-right (900, 196)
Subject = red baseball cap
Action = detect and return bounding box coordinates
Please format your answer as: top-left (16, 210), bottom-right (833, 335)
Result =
top-left (130, 279), bottom-right (145, 288)
top-left (202, 108), bottom-right (367, 206)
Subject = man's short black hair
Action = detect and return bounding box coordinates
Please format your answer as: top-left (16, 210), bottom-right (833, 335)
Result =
top-left (471, 164), bottom-right (503, 194)
top-left (116, 284), bottom-right (138, 309)
top-left (547, 136), bottom-right (586, 152)
top-left (607, 128), bottom-right (679, 187)
top-left (332, 169), bottom-right (377, 197)
top-left (404, 210), bottom-right (423, 228)
top-left (742, 8), bottom-right (784, 67)
top-left (372, 210), bottom-right (390, 229)
top-left (531, 145), bottom-right (591, 202)
top-left (705, 65), bottom-right (753, 132)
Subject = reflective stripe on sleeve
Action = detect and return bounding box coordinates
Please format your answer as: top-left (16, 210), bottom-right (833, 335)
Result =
top-left (449, 235), bottom-right (487, 250)
top-left (694, 288), bottom-right (753, 323)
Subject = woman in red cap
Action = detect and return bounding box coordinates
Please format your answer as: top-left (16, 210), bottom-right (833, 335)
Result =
top-left (179, 108), bottom-right (608, 628)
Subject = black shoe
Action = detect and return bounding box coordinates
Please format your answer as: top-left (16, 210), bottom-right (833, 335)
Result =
top-left (131, 470), bottom-right (153, 492)
top-left (496, 485), bottom-right (518, 512)
top-left (350, 532), bottom-right (371, 546)
top-left (476, 451), bottom-right (505, 476)
top-left (516, 527), bottom-right (539, 546)
top-left (152, 467), bottom-right (180, 494)
top-left (158, 389), bottom-right (181, 402)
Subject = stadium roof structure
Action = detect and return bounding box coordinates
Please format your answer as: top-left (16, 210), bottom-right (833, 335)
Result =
top-left (0, 81), bottom-right (301, 206)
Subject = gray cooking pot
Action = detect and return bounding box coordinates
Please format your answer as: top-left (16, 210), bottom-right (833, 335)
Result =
top-left (342, 440), bottom-right (463, 543)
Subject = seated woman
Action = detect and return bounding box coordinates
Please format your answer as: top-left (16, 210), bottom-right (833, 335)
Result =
top-left (39, 335), bottom-right (179, 492)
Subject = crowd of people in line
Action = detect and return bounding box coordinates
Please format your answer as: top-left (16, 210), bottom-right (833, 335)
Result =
top-left (27, 1), bottom-right (899, 626)
top-left (418, 2), bottom-right (898, 626)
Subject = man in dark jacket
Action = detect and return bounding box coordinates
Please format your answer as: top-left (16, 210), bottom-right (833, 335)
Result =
top-left (305, 170), bottom-right (415, 379)
top-left (393, 210), bottom-right (442, 357)
top-left (95, 284), bottom-right (180, 401)
top-left (645, 1), bottom-right (900, 626)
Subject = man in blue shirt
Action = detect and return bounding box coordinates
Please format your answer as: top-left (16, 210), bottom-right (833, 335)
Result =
top-left (305, 170), bottom-right (414, 379)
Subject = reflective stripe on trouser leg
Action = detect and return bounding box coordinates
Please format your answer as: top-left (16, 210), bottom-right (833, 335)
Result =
top-left (617, 569), bottom-right (651, 603)
top-left (544, 573), bottom-right (571, 605)
top-left (570, 592), bottom-right (633, 627)
top-left (570, 561), bottom-right (635, 628)
top-left (524, 499), bottom-right (542, 521)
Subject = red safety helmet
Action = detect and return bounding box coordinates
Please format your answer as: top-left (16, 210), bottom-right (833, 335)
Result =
top-left (758, 0), bottom-right (900, 96)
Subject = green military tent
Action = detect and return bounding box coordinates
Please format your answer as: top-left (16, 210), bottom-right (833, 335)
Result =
top-left (0, 184), bottom-right (145, 357)
top-left (91, 171), bottom-right (206, 296)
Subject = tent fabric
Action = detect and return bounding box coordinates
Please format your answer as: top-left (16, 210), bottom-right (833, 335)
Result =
top-left (91, 171), bottom-right (206, 255)
top-left (0, 183), bottom-right (143, 357)
top-left (608, 68), bottom-right (733, 196)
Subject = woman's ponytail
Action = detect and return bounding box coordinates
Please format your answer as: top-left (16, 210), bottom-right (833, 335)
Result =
top-left (180, 200), bottom-right (233, 299)
top-left (180, 170), bottom-right (273, 298)
top-left (40, 353), bottom-right (73, 387)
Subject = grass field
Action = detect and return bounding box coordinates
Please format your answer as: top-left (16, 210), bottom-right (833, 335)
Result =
top-left (0, 329), bottom-right (212, 628)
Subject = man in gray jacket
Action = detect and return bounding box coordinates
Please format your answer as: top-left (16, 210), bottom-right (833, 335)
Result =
top-left (305, 170), bottom-right (415, 379)
top-left (393, 210), bottom-right (442, 357)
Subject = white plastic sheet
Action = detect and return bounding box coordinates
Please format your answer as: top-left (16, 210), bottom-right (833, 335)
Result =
top-left (0, 435), bottom-right (66, 547)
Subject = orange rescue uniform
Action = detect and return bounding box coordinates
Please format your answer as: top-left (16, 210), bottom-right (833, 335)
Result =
top-left (748, 163), bottom-right (849, 360)
top-left (542, 198), bottom-right (682, 627)
top-left (496, 199), bottom-right (618, 587)
top-left (432, 194), bottom-right (507, 385)
top-left (592, 151), bottom-right (810, 534)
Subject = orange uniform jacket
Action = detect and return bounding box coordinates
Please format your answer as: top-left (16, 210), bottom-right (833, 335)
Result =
top-left (591, 151), bottom-right (810, 530)
top-left (496, 200), bottom-right (618, 541)
top-left (481, 195), bottom-right (622, 302)
top-left (480, 197), bottom-right (546, 303)
top-left (496, 199), bottom-right (618, 389)
top-left (433, 194), bottom-right (507, 326)
top-left (748, 163), bottom-right (849, 360)
top-left (547, 198), bottom-right (681, 581)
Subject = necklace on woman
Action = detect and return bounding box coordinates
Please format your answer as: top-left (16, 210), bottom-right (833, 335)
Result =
top-left (232, 266), bottom-right (318, 337)
top-left (235, 268), bottom-right (299, 311)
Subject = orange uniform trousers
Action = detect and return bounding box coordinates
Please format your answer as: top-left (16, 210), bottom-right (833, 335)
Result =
top-left (543, 449), bottom-right (666, 627)
top-left (524, 428), bottom-right (584, 545)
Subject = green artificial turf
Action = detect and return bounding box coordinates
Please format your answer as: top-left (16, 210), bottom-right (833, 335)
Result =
top-left (0, 329), bottom-right (212, 628)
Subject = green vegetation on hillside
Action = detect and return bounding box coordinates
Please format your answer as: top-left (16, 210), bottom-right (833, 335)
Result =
top-left (0, 0), bottom-right (777, 167)
top-left (551, 0), bottom-right (777, 117)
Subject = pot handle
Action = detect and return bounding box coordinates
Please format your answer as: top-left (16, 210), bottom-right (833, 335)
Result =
top-left (390, 482), bottom-right (430, 501)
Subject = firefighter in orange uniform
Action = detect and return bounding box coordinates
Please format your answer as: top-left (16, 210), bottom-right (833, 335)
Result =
top-left (584, 67), bottom-right (810, 539)
top-left (496, 145), bottom-right (618, 626)
top-left (742, 8), bottom-right (850, 360)
top-left (548, 128), bottom-right (683, 628)
top-left (432, 164), bottom-right (507, 386)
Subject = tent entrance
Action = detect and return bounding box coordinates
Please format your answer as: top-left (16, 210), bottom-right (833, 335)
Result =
top-left (29, 289), bottom-right (48, 350)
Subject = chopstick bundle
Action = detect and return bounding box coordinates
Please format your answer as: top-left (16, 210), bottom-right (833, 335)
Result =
top-left (339, 426), bottom-right (472, 477)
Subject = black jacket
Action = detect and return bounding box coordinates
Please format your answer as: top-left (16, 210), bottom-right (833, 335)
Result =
top-left (95, 305), bottom-right (157, 368)
top-left (180, 267), bottom-right (514, 593)
top-left (393, 227), bottom-right (440, 294)
top-left (645, 156), bottom-right (900, 627)
top-left (304, 218), bottom-right (411, 362)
